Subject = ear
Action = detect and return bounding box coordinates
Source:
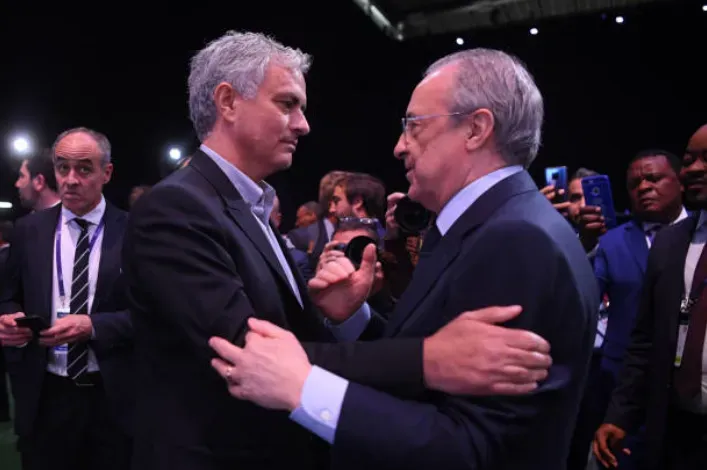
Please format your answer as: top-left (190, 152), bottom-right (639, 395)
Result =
top-left (465, 108), bottom-right (495, 153)
top-left (32, 174), bottom-right (45, 192)
top-left (102, 162), bottom-right (114, 185)
top-left (213, 82), bottom-right (240, 125)
top-left (352, 196), bottom-right (364, 212)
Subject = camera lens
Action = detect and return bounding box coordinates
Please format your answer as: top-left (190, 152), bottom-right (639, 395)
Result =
top-left (394, 196), bottom-right (432, 235)
top-left (344, 236), bottom-right (377, 268)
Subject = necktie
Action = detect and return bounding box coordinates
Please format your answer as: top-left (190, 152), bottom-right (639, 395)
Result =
top-left (419, 224), bottom-right (442, 256)
top-left (67, 218), bottom-right (91, 383)
top-left (673, 243), bottom-right (707, 401)
top-left (646, 225), bottom-right (662, 246)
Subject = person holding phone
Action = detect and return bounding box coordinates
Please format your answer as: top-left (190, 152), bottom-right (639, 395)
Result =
top-left (565, 149), bottom-right (685, 470)
top-left (0, 128), bottom-right (134, 470)
top-left (593, 129), bottom-right (707, 469)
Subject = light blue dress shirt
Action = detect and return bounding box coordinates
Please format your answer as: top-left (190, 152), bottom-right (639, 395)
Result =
top-left (290, 165), bottom-right (524, 443)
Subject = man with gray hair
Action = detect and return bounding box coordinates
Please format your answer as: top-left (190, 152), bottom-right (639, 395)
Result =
top-left (209, 48), bottom-right (598, 469)
top-left (125, 32), bottom-right (555, 470)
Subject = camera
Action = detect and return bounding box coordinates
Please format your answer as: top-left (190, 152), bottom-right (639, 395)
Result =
top-left (331, 235), bottom-right (378, 269)
top-left (394, 196), bottom-right (432, 236)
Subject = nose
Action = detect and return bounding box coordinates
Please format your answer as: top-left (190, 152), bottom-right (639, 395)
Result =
top-left (291, 110), bottom-right (310, 137)
top-left (393, 133), bottom-right (408, 161)
top-left (683, 158), bottom-right (707, 177)
top-left (65, 169), bottom-right (80, 186)
top-left (637, 179), bottom-right (653, 193)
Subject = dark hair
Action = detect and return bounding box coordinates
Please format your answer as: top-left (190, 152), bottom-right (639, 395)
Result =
top-left (334, 218), bottom-right (380, 244)
top-left (340, 173), bottom-right (386, 222)
top-left (25, 150), bottom-right (58, 192)
top-left (570, 167), bottom-right (599, 182)
top-left (300, 201), bottom-right (320, 214)
top-left (0, 220), bottom-right (14, 244)
top-left (630, 149), bottom-right (681, 175)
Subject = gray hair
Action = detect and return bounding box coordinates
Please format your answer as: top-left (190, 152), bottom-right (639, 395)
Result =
top-left (188, 31), bottom-right (312, 141)
top-left (52, 127), bottom-right (112, 165)
top-left (425, 48), bottom-right (544, 168)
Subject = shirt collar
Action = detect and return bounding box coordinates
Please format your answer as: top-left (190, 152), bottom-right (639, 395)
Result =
top-left (436, 165), bottom-right (523, 236)
top-left (697, 210), bottom-right (707, 231)
top-left (61, 195), bottom-right (106, 227)
top-left (642, 206), bottom-right (688, 233)
top-left (200, 144), bottom-right (277, 221)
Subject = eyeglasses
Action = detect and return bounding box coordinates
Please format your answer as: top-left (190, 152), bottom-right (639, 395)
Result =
top-left (401, 111), bottom-right (474, 135)
top-left (338, 217), bottom-right (380, 226)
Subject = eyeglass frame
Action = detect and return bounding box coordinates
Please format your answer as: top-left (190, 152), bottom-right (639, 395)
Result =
top-left (400, 110), bottom-right (476, 136)
top-left (338, 216), bottom-right (380, 226)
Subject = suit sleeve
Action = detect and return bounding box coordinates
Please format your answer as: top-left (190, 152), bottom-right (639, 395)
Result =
top-left (90, 271), bottom-right (133, 354)
top-left (122, 185), bottom-right (263, 362)
top-left (603, 240), bottom-right (658, 432)
top-left (328, 222), bottom-right (592, 469)
top-left (593, 241), bottom-right (610, 299)
top-left (0, 220), bottom-right (24, 315)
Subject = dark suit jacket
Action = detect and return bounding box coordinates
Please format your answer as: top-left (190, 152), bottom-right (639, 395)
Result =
top-left (328, 171), bottom-right (600, 470)
top-left (604, 215), bottom-right (699, 469)
top-left (594, 220), bottom-right (651, 373)
top-left (123, 150), bottom-right (422, 470)
top-left (0, 203), bottom-right (134, 437)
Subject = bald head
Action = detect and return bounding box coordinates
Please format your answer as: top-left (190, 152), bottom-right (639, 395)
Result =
top-left (688, 124), bottom-right (707, 149)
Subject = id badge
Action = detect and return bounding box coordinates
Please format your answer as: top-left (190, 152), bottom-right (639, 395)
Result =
top-left (674, 304), bottom-right (690, 367)
top-left (54, 307), bottom-right (71, 354)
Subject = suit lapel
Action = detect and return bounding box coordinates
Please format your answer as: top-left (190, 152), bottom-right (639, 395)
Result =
top-left (623, 221), bottom-right (649, 274)
top-left (386, 171), bottom-right (538, 335)
top-left (190, 151), bottom-right (298, 304)
top-left (37, 206), bottom-right (61, 323)
top-left (665, 216), bottom-right (698, 354)
top-left (273, 223), bottom-right (309, 307)
top-left (92, 204), bottom-right (123, 314)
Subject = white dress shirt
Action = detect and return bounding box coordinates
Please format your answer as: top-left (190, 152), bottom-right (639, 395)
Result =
top-left (47, 196), bottom-right (106, 377)
top-left (681, 210), bottom-right (707, 411)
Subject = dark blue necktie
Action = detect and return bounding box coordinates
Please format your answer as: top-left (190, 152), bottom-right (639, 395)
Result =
top-left (67, 218), bottom-right (90, 383)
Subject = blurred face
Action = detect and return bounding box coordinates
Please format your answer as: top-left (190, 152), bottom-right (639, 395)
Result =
top-left (627, 155), bottom-right (682, 222)
top-left (295, 206), bottom-right (317, 228)
top-left (330, 185), bottom-right (353, 219)
top-left (393, 63), bottom-right (477, 213)
top-left (54, 132), bottom-right (113, 216)
top-left (682, 126), bottom-right (707, 208)
top-left (15, 160), bottom-right (39, 209)
top-left (219, 63), bottom-right (309, 181)
top-left (567, 178), bottom-right (585, 223)
top-left (129, 186), bottom-right (147, 208)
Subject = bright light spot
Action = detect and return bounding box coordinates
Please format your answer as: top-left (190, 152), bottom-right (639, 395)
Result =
top-left (702, 4), bottom-right (707, 12)
top-left (456, 37), bottom-right (464, 46)
top-left (615, 16), bottom-right (624, 24)
top-left (12, 136), bottom-right (31, 155)
top-left (529, 27), bottom-right (538, 36)
top-left (0, 202), bottom-right (13, 209)
top-left (168, 147), bottom-right (182, 161)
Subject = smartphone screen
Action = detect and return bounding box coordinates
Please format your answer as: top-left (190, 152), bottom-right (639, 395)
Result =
top-left (544, 166), bottom-right (568, 202)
